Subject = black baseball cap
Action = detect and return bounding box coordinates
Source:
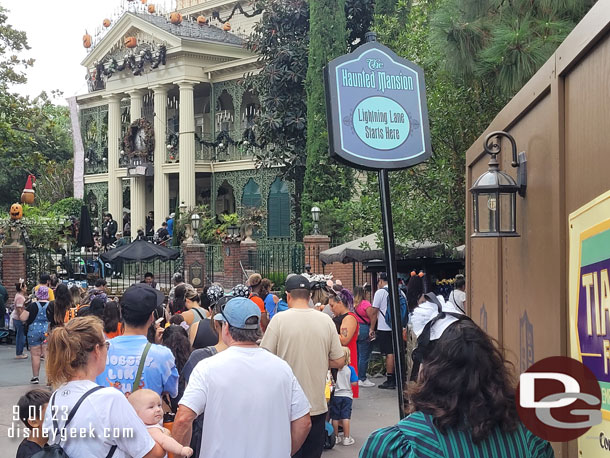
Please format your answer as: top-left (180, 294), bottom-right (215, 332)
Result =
top-left (285, 275), bottom-right (310, 292)
top-left (121, 283), bottom-right (165, 318)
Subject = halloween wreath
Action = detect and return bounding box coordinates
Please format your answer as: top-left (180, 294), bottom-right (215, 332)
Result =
top-left (124, 118), bottom-right (155, 160)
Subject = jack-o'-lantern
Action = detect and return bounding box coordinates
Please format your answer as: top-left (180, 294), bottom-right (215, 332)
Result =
top-left (223, 22), bottom-right (232, 31)
top-left (10, 203), bottom-right (22, 220)
top-left (125, 36), bottom-right (137, 48)
top-left (141, 0), bottom-right (147, 4)
top-left (83, 32), bottom-right (92, 49)
top-left (103, 18), bottom-right (111, 28)
top-left (148, 4), bottom-right (155, 13)
top-left (197, 15), bottom-right (207, 25)
top-left (170, 12), bottom-right (183, 25)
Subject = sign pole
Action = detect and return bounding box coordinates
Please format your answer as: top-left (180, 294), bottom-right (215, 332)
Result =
top-left (324, 32), bottom-right (432, 420)
top-left (378, 168), bottom-right (407, 419)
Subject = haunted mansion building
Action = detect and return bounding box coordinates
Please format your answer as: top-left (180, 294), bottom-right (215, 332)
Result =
top-left (75, 0), bottom-right (293, 239)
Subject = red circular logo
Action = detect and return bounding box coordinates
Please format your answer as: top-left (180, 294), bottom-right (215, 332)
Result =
top-left (516, 356), bottom-right (601, 442)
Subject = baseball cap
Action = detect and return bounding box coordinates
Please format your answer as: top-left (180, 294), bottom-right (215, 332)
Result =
top-left (121, 283), bottom-right (165, 317)
top-left (214, 297), bottom-right (260, 330)
top-left (285, 274), bottom-right (310, 292)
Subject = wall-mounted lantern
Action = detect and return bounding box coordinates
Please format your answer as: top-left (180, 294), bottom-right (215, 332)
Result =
top-left (470, 131), bottom-right (527, 237)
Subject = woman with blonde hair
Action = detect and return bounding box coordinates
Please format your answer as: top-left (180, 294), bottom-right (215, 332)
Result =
top-left (43, 317), bottom-right (164, 458)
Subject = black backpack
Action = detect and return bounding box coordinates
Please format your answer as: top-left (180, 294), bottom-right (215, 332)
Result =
top-left (31, 386), bottom-right (117, 458)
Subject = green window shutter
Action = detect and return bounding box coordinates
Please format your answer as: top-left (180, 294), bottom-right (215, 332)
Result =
top-left (268, 178), bottom-right (290, 238)
top-left (242, 178), bottom-right (262, 208)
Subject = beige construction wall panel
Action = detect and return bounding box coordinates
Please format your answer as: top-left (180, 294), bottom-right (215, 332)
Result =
top-left (464, 1), bottom-right (610, 455)
top-left (564, 37), bottom-right (610, 215)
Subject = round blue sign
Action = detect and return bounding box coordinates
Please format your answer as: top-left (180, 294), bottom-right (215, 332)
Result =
top-left (352, 96), bottom-right (410, 150)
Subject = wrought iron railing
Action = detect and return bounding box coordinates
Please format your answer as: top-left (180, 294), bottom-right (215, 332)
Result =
top-left (25, 245), bottom-right (184, 295)
top-left (250, 240), bottom-right (305, 289)
top-left (205, 244), bottom-right (223, 284)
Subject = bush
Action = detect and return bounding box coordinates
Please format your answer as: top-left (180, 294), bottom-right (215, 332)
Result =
top-left (50, 198), bottom-right (84, 218)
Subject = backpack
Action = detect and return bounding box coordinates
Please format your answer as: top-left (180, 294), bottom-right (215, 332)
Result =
top-left (381, 286), bottom-right (408, 329)
top-left (64, 307), bottom-right (78, 323)
top-left (32, 386), bottom-right (116, 458)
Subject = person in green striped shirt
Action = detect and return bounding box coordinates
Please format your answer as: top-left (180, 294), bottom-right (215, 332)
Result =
top-left (360, 311), bottom-right (554, 457)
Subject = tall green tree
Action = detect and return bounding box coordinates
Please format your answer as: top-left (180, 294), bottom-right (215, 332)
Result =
top-left (430, 0), bottom-right (596, 96)
top-left (302, 0), bottom-right (353, 235)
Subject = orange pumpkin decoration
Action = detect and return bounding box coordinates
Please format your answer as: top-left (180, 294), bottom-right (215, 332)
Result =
top-left (83, 32), bottom-right (92, 48)
top-left (124, 36), bottom-right (137, 48)
top-left (103, 18), bottom-right (111, 28)
top-left (147, 4), bottom-right (155, 13)
top-left (141, 0), bottom-right (147, 3)
top-left (10, 203), bottom-right (23, 220)
top-left (197, 15), bottom-right (207, 25)
top-left (223, 22), bottom-right (232, 31)
top-left (170, 12), bottom-right (183, 25)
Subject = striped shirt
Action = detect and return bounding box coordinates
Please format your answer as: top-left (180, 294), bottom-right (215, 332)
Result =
top-left (359, 411), bottom-right (554, 458)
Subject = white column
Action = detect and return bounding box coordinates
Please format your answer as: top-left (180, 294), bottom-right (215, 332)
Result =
top-left (152, 85), bottom-right (170, 228)
top-left (105, 95), bottom-right (122, 226)
top-left (128, 89), bottom-right (146, 238)
top-left (178, 81), bottom-right (196, 209)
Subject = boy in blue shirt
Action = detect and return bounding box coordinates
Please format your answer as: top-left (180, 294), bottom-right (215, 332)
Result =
top-left (96, 284), bottom-right (178, 398)
top-left (330, 347), bottom-right (358, 446)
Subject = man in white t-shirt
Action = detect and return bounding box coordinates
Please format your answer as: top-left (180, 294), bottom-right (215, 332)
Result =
top-left (370, 273), bottom-right (397, 389)
top-left (173, 297), bottom-right (311, 458)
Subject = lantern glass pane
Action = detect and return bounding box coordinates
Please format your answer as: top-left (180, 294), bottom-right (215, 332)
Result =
top-left (477, 193), bottom-right (496, 233)
top-left (499, 193), bottom-right (516, 233)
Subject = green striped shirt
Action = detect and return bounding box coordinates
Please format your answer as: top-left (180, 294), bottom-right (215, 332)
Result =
top-left (359, 411), bottom-right (554, 458)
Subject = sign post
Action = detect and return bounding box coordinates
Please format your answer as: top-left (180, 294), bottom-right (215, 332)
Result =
top-left (325, 32), bottom-right (432, 419)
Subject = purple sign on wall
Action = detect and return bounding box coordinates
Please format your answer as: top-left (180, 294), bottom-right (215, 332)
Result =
top-left (325, 40), bottom-right (432, 170)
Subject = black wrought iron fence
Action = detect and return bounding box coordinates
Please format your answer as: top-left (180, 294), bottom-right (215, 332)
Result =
top-left (205, 244), bottom-right (223, 284)
top-left (25, 246), bottom-right (184, 295)
top-left (250, 241), bottom-right (305, 289)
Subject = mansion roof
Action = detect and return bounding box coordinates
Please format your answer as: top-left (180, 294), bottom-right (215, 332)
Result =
top-left (133, 12), bottom-right (244, 47)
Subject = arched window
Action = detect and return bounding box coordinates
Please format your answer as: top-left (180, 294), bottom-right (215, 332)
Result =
top-left (242, 178), bottom-right (261, 208)
top-left (268, 178), bottom-right (290, 238)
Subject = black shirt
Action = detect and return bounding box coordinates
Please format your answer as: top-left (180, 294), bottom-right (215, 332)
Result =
top-left (192, 319), bottom-right (218, 350)
top-left (16, 439), bottom-right (43, 458)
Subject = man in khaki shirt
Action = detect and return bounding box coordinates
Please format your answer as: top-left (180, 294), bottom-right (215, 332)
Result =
top-left (261, 275), bottom-right (344, 458)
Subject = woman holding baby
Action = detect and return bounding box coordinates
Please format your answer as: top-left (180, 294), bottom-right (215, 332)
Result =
top-left (44, 316), bottom-right (182, 458)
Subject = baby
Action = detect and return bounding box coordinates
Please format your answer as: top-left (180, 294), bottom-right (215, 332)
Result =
top-left (128, 389), bottom-right (193, 458)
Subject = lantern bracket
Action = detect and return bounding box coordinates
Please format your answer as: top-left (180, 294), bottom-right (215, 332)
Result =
top-left (484, 131), bottom-right (527, 197)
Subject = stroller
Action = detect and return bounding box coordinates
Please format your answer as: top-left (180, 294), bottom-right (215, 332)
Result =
top-left (323, 371), bottom-right (336, 450)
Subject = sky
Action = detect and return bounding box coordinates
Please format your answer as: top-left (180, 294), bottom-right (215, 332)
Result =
top-left (3, 0), bottom-right (176, 105)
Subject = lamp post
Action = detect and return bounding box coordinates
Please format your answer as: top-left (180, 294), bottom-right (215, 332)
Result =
top-left (191, 213), bottom-right (201, 244)
top-left (227, 224), bottom-right (240, 240)
top-left (311, 206), bottom-right (321, 235)
top-left (470, 131), bottom-right (527, 237)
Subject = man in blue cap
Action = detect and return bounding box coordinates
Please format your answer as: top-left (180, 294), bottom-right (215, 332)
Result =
top-left (173, 297), bottom-right (312, 458)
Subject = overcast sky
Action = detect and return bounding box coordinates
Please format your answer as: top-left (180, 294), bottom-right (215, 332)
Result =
top-left (3, 0), bottom-right (175, 105)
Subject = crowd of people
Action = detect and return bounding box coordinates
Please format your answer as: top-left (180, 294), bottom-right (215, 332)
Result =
top-left (10, 269), bottom-right (555, 458)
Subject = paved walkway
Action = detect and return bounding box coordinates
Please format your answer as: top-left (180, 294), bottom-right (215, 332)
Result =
top-left (0, 343), bottom-right (400, 457)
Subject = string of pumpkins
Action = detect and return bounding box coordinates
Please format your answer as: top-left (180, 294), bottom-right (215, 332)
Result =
top-left (83, 5), bottom-right (232, 48)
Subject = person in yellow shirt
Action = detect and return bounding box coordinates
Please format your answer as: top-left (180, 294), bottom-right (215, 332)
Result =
top-left (34, 274), bottom-right (55, 301)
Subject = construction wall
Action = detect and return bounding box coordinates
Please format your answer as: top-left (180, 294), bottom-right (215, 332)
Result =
top-left (465, 2), bottom-right (610, 456)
